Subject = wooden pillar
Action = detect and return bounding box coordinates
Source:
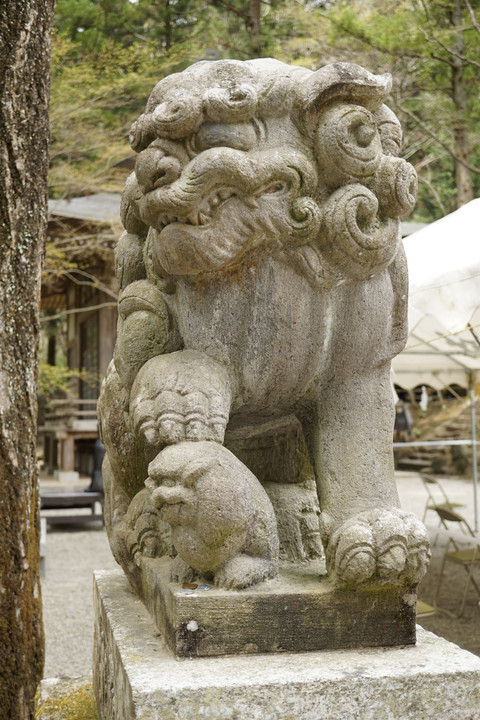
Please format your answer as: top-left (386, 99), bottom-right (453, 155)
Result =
top-left (43, 434), bottom-right (50, 468)
top-left (61, 435), bottom-right (75, 472)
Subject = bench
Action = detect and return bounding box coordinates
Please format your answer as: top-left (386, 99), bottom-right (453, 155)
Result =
top-left (40, 491), bottom-right (104, 526)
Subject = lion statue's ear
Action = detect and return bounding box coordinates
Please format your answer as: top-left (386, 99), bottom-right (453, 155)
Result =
top-left (292, 63), bottom-right (391, 138)
top-left (291, 64), bottom-right (413, 282)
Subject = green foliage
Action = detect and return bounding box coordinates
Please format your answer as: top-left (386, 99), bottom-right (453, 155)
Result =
top-left (49, 32), bottom-right (156, 196)
top-left (38, 363), bottom-right (86, 401)
top-left (49, 0), bottom-right (480, 219)
top-left (49, 0), bottom-right (307, 198)
top-left (43, 240), bottom-right (76, 281)
top-left (54, 0), bottom-right (200, 52)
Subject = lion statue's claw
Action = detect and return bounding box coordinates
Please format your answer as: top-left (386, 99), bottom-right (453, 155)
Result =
top-left (130, 350), bottom-right (232, 449)
top-left (327, 508), bottom-right (431, 586)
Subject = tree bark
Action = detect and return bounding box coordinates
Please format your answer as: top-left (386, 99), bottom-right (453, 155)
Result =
top-left (249, 0), bottom-right (262, 56)
top-left (164, 0), bottom-right (172, 51)
top-left (0, 1), bottom-right (55, 717)
top-left (451, 0), bottom-right (475, 206)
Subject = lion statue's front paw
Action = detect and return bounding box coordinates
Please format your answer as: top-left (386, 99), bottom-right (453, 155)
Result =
top-left (130, 349), bottom-right (232, 448)
top-left (326, 508), bottom-right (430, 586)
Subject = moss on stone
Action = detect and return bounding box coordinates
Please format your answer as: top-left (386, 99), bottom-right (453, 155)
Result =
top-left (35, 680), bottom-right (98, 720)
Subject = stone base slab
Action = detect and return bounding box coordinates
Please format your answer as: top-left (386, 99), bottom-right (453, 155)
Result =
top-left (93, 569), bottom-right (480, 720)
top-left (140, 556), bottom-right (417, 657)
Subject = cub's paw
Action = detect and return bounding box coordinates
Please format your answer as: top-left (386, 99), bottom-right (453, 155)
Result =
top-left (125, 488), bottom-right (175, 567)
top-left (170, 555), bottom-right (196, 584)
top-left (326, 508), bottom-right (430, 586)
top-left (130, 349), bottom-right (232, 448)
top-left (215, 555), bottom-right (277, 591)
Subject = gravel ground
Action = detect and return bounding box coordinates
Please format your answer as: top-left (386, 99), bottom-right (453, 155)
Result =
top-left (39, 471), bottom-right (480, 679)
top-left (41, 519), bottom-right (117, 678)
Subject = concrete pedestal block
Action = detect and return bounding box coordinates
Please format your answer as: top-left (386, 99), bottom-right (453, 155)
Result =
top-left (93, 570), bottom-right (480, 720)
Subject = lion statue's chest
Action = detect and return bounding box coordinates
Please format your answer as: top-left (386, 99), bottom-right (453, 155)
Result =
top-left (170, 254), bottom-right (333, 415)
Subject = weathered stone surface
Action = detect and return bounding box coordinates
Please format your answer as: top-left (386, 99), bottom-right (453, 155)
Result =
top-left (145, 442), bottom-right (279, 589)
top-left (139, 557), bottom-right (417, 658)
top-left (93, 570), bottom-right (480, 720)
top-left (97, 57), bottom-right (430, 636)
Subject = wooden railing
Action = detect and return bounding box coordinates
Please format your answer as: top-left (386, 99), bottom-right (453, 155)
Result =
top-left (42, 398), bottom-right (98, 430)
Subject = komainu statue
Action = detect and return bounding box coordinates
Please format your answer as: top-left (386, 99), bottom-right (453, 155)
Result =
top-left (98, 59), bottom-right (430, 599)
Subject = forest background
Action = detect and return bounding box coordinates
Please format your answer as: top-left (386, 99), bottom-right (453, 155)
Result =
top-left (50, 0), bottom-right (480, 220)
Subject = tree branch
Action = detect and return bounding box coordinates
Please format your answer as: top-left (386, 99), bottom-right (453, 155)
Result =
top-left (417, 0), bottom-right (431, 24)
top-left (415, 150), bottom-right (449, 171)
top-left (464, 0), bottom-right (480, 36)
top-left (398, 103), bottom-right (480, 173)
top-left (417, 175), bottom-right (448, 215)
top-left (40, 302), bottom-right (118, 323)
top-left (417, 24), bottom-right (455, 66)
top-left (419, 24), bottom-right (480, 70)
top-left (402, 135), bottom-right (435, 162)
top-left (63, 269), bottom-right (118, 299)
top-left (211, 0), bottom-right (250, 22)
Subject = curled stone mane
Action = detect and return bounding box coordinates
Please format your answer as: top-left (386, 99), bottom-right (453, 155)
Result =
top-left (129, 59), bottom-right (311, 152)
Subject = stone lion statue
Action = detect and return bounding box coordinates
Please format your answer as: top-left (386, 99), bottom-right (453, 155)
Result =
top-left (98, 59), bottom-right (430, 595)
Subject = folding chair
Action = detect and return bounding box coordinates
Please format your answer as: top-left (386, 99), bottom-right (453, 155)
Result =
top-left (433, 507), bottom-right (480, 618)
top-left (416, 600), bottom-right (435, 618)
top-left (420, 471), bottom-right (464, 528)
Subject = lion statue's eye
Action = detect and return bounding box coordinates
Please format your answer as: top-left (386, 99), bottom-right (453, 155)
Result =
top-left (160, 478), bottom-right (176, 488)
top-left (263, 182), bottom-right (286, 194)
top-left (191, 122), bottom-right (257, 154)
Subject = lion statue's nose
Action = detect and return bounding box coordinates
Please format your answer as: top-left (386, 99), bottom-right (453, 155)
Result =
top-left (135, 147), bottom-right (182, 194)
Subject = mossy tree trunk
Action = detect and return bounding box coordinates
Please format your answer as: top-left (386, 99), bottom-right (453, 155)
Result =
top-left (0, 1), bottom-right (55, 717)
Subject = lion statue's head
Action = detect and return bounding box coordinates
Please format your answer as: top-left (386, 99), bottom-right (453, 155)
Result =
top-left (118, 59), bottom-right (416, 289)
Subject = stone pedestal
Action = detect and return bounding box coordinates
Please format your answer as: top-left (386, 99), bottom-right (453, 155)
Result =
top-left (93, 570), bottom-right (480, 720)
top-left (139, 556), bottom-right (417, 658)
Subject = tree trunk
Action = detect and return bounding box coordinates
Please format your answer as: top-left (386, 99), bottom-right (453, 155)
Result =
top-left (0, 1), bottom-right (55, 717)
top-left (249, 0), bottom-right (262, 57)
top-left (164, 0), bottom-right (172, 51)
top-left (451, 0), bottom-right (474, 207)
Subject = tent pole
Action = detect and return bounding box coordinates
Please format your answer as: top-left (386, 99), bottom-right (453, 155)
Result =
top-left (469, 373), bottom-right (479, 532)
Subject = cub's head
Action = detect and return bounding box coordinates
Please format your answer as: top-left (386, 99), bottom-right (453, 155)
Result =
top-left (120, 59), bottom-right (416, 286)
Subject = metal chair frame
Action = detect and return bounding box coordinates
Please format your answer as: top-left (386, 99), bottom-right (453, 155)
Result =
top-left (433, 506), bottom-right (480, 618)
top-left (420, 471), bottom-right (466, 547)
top-left (420, 471), bottom-right (464, 525)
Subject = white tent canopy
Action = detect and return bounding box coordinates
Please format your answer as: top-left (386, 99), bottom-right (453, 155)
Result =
top-left (392, 198), bottom-right (480, 391)
top-left (392, 199), bottom-right (480, 530)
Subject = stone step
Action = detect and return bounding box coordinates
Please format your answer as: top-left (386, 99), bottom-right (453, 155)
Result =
top-left (395, 458), bottom-right (432, 471)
